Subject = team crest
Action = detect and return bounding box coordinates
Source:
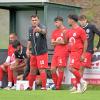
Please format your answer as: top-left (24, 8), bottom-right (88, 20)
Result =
top-left (35, 32), bottom-right (39, 37)
top-left (61, 33), bottom-right (64, 36)
top-left (86, 29), bottom-right (90, 33)
top-left (73, 33), bottom-right (76, 37)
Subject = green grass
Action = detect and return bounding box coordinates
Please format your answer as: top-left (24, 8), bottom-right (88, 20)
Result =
top-left (0, 88), bottom-right (100, 100)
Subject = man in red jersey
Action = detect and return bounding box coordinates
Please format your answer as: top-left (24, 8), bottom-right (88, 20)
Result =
top-left (0, 33), bottom-right (17, 89)
top-left (71, 15), bottom-right (100, 93)
top-left (51, 16), bottom-right (69, 90)
top-left (66, 14), bottom-right (87, 93)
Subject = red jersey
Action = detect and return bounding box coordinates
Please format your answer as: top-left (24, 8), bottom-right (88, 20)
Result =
top-left (51, 27), bottom-right (68, 56)
top-left (66, 26), bottom-right (87, 52)
top-left (8, 44), bottom-right (15, 56)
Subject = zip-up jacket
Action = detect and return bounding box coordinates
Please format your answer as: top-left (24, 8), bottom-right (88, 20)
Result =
top-left (28, 24), bottom-right (48, 55)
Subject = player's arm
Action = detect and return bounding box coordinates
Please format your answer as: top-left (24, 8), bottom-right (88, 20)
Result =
top-left (51, 32), bottom-right (67, 46)
top-left (56, 30), bottom-right (68, 45)
top-left (81, 39), bottom-right (88, 61)
top-left (51, 32), bottom-right (56, 46)
top-left (4, 56), bottom-right (11, 66)
top-left (26, 41), bottom-right (32, 57)
top-left (51, 39), bottom-right (57, 46)
top-left (94, 37), bottom-right (100, 51)
top-left (62, 29), bottom-right (68, 44)
top-left (10, 59), bottom-right (26, 70)
top-left (96, 37), bottom-right (100, 49)
top-left (92, 25), bottom-right (100, 51)
top-left (51, 38), bottom-right (66, 46)
top-left (26, 29), bottom-right (32, 57)
top-left (81, 30), bottom-right (88, 60)
top-left (34, 25), bottom-right (47, 35)
top-left (83, 39), bottom-right (88, 54)
top-left (10, 58), bottom-right (19, 70)
top-left (17, 59), bottom-right (26, 69)
top-left (56, 39), bottom-right (66, 44)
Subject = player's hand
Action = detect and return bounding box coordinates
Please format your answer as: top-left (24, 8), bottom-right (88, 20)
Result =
top-left (56, 37), bottom-right (64, 44)
top-left (93, 47), bottom-right (98, 52)
top-left (10, 65), bottom-right (17, 70)
top-left (34, 26), bottom-right (42, 33)
top-left (62, 29), bottom-right (67, 35)
top-left (3, 62), bottom-right (10, 66)
top-left (80, 54), bottom-right (85, 61)
top-left (0, 65), bottom-right (6, 72)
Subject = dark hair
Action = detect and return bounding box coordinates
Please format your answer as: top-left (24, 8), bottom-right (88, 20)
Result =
top-left (78, 15), bottom-right (87, 20)
top-left (68, 14), bottom-right (78, 22)
top-left (10, 33), bottom-right (17, 36)
top-left (31, 15), bottom-right (39, 19)
top-left (12, 40), bottom-right (21, 49)
top-left (54, 16), bottom-right (63, 22)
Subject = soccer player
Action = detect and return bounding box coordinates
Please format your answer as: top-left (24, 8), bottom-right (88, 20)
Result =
top-left (26, 15), bottom-right (48, 90)
top-left (10, 40), bottom-right (27, 89)
top-left (51, 16), bottom-right (69, 90)
top-left (78, 15), bottom-right (100, 88)
top-left (78, 15), bottom-right (100, 69)
top-left (0, 33), bottom-right (17, 89)
top-left (66, 14), bottom-right (87, 93)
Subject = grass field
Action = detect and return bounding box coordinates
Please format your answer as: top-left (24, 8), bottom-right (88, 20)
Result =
top-left (0, 86), bottom-right (100, 100)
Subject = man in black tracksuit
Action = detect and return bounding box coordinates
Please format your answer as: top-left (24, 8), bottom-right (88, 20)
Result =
top-left (26, 15), bottom-right (48, 90)
top-left (79, 15), bottom-right (100, 69)
top-left (77, 15), bottom-right (100, 92)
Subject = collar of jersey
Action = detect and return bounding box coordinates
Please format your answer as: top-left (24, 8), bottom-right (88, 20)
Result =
top-left (83, 23), bottom-right (88, 28)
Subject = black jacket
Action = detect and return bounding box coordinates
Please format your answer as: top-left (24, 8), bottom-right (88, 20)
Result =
top-left (83, 23), bottom-right (100, 53)
top-left (28, 24), bottom-right (48, 55)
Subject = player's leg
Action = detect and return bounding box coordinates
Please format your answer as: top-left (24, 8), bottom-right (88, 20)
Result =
top-left (56, 56), bottom-right (67, 90)
top-left (80, 52), bottom-right (92, 75)
top-left (28, 55), bottom-right (37, 90)
top-left (69, 67), bottom-right (81, 92)
top-left (39, 69), bottom-right (47, 90)
top-left (0, 66), bottom-right (3, 88)
top-left (10, 60), bottom-right (26, 90)
top-left (23, 58), bottom-right (30, 80)
top-left (0, 64), bottom-right (9, 89)
top-left (69, 51), bottom-right (82, 93)
top-left (37, 53), bottom-right (48, 90)
top-left (70, 77), bottom-right (77, 92)
top-left (7, 67), bottom-right (13, 88)
top-left (80, 52), bottom-right (92, 92)
top-left (4, 66), bottom-right (14, 90)
top-left (56, 67), bottom-right (64, 90)
top-left (51, 55), bottom-right (58, 88)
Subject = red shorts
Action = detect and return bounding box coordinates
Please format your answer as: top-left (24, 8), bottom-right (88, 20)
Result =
top-left (81, 52), bottom-right (92, 68)
top-left (69, 50), bottom-right (83, 70)
top-left (51, 54), bottom-right (68, 68)
top-left (30, 53), bottom-right (48, 69)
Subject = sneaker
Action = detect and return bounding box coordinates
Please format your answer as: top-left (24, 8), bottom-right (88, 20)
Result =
top-left (81, 81), bottom-right (88, 93)
top-left (11, 86), bottom-right (16, 90)
top-left (69, 87), bottom-right (76, 92)
top-left (71, 90), bottom-right (82, 94)
top-left (26, 87), bottom-right (32, 91)
top-left (4, 86), bottom-right (11, 90)
top-left (71, 83), bottom-right (82, 94)
top-left (41, 87), bottom-right (46, 90)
